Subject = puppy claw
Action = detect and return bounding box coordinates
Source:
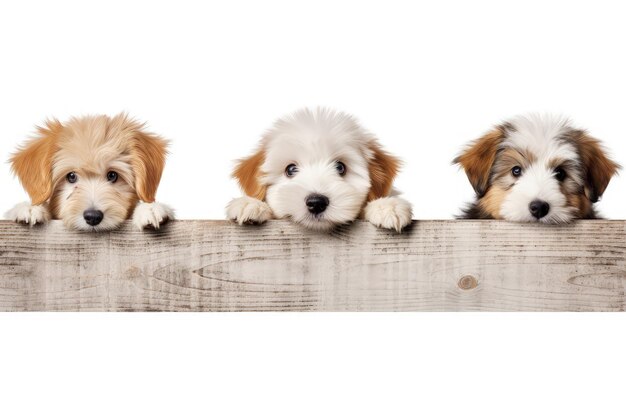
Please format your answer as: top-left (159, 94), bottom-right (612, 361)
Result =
top-left (5, 202), bottom-right (51, 226)
top-left (363, 197), bottom-right (412, 232)
top-left (132, 202), bottom-right (174, 231)
top-left (226, 197), bottom-right (273, 225)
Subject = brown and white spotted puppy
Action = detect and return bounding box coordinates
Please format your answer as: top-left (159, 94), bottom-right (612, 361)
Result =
top-left (455, 114), bottom-right (620, 223)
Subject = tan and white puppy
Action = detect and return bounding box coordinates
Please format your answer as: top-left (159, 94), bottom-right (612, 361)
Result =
top-left (6, 113), bottom-right (174, 231)
top-left (227, 108), bottom-right (412, 231)
top-left (455, 114), bottom-right (620, 222)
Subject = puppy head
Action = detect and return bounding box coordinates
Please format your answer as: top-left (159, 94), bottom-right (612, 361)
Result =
top-left (233, 108), bottom-right (400, 230)
top-left (455, 115), bottom-right (620, 223)
top-left (10, 113), bottom-right (168, 231)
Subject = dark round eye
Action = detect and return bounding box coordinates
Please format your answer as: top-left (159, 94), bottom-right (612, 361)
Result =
top-left (511, 166), bottom-right (522, 177)
top-left (285, 164), bottom-right (298, 177)
top-left (335, 161), bottom-right (346, 176)
top-left (107, 171), bottom-right (118, 183)
top-left (554, 167), bottom-right (566, 182)
top-left (66, 172), bottom-right (78, 183)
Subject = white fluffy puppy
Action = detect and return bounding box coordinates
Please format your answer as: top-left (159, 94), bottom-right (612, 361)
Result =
top-left (227, 108), bottom-right (412, 231)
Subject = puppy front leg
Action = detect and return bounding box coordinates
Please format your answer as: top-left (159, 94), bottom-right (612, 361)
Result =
top-left (363, 196), bottom-right (412, 232)
top-left (5, 202), bottom-right (51, 226)
top-left (226, 196), bottom-right (273, 225)
top-left (132, 201), bottom-right (175, 231)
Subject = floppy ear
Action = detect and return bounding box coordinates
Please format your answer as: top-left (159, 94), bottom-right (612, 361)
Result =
top-left (367, 142), bottom-right (401, 201)
top-left (128, 124), bottom-right (169, 203)
top-left (572, 130), bottom-right (620, 203)
top-left (233, 149), bottom-right (267, 200)
top-left (453, 127), bottom-right (505, 197)
top-left (10, 120), bottom-right (63, 205)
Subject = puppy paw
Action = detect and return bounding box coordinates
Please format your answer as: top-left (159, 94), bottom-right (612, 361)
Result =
top-left (226, 196), bottom-right (273, 225)
top-left (363, 197), bottom-right (412, 232)
top-left (132, 202), bottom-right (175, 230)
top-left (5, 202), bottom-right (51, 226)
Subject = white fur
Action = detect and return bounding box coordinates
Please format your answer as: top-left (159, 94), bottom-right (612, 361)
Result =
top-left (503, 114), bottom-right (577, 159)
top-left (499, 114), bottom-right (582, 223)
top-left (5, 202), bottom-right (51, 226)
top-left (132, 202), bottom-right (175, 230)
top-left (236, 108), bottom-right (410, 231)
top-left (499, 164), bottom-right (575, 223)
top-left (226, 196), bottom-right (273, 225)
top-left (261, 109), bottom-right (373, 231)
top-left (363, 197), bottom-right (413, 232)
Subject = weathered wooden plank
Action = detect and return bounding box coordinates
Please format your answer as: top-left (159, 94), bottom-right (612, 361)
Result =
top-left (0, 220), bottom-right (624, 311)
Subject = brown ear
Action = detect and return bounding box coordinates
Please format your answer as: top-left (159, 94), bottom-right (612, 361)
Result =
top-left (233, 149), bottom-right (267, 200)
top-left (453, 127), bottom-right (505, 197)
top-left (129, 125), bottom-right (168, 203)
top-left (367, 142), bottom-right (401, 201)
top-left (572, 130), bottom-right (620, 203)
top-left (10, 120), bottom-right (63, 205)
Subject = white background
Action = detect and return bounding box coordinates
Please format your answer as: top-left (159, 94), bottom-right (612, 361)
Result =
top-left (0, 0), bottom-right (625, 219)
top-left (1, 1), bottom-right (625, 417)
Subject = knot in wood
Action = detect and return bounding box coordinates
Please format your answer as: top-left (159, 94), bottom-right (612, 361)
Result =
top-left (458, 275), bottom-right (478, 290)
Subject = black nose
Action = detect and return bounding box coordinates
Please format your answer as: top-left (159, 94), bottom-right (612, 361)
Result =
top-left (306, 194), bottom-right (329, 215)
top-left (529, 200), bottom-right (550, 219)
top-left (83, 209), bottom-right (104, 226)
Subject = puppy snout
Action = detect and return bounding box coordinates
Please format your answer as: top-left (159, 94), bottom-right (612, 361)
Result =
top-left (83, 209), bottom-right (104, 226)
top-left (529, 200), bottom-right (550, 219)
top-left (306, 194), bottom-right (329, 215)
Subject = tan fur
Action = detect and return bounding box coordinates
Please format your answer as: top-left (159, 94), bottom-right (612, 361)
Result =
top-left (367, 142), bottom-right (401, 201)
top-left (125, 123), bottom-right (169, 203)
top-left (454, 127), bottom-right (505, 196)
top-left (10, 120), bottom-right (63, 205)
top-left (475, 148), bottom-right (535, 219)
top-left (498, 148), bottom-right (536, 169)
top-left (477, 186), bottom-right (507, 218)
top-left (565, 192), bottom-right (591, 218)
top-left (233, 149), bottom-right (267, 200)
top-left (572, 131), bottom-right (621, 203)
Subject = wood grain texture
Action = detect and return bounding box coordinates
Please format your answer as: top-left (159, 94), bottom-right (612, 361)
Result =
top-left (0, 220), bottom-right (624, 312)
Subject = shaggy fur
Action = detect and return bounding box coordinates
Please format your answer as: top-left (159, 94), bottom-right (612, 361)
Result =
top-left (455, 114), bottom-right (620, 223)
top-left (6, 113), bottom-right (174, 231)
top-left (227, 108), bottom-right (412, 231)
